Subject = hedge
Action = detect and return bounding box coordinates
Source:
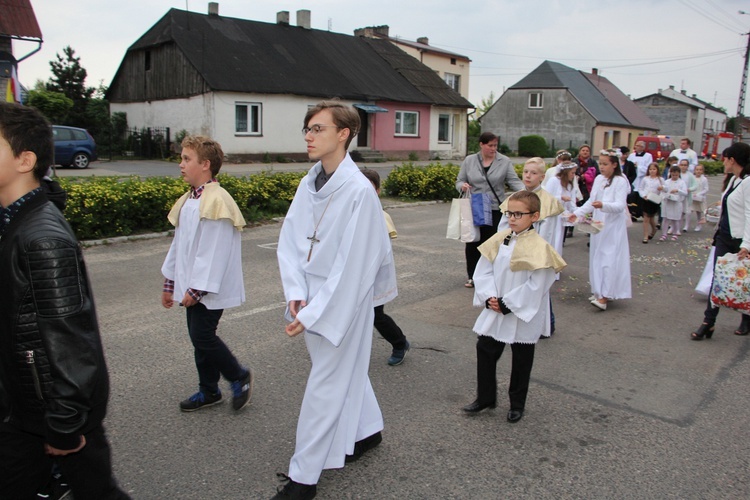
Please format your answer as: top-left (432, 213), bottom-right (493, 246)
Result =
top-left (383, 162), bottom-right (460, 201)
top-left (518, 135), bottom-right (548, 157)
top-left (58, 171), bottom-right (305, 240)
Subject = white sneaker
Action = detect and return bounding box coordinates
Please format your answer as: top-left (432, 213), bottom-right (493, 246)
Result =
top-left (682, 226), bottom-right (689, 232)
top-left (695, 225), bottom-right (702, 232)
top-left (588, 295), bottom-right (596, 301)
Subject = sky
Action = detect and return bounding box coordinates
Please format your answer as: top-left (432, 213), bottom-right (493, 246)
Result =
top-left (12, 0), bottom-right (750, 116)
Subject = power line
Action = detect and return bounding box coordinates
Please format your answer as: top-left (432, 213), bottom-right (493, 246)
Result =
top-left (704, 0), bottom-right (748, 32)
top-left (431, 42), bottom-right (739, 64)
top-left (599, 48), bottom-right (740, 70)
top-left (678, 0), bottom-right (745, 34)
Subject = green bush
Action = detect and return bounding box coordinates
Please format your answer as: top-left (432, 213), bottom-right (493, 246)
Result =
top-left (699, 160), bottom-right (723, 175)
top-left (518, 135), bottom-right (548, 157)
top-left (383, 162), bottom-right (459, 201)
top-left (58, 171), bottom-right (305, 240)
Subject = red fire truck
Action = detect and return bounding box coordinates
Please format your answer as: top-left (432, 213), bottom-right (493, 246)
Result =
top-left (702, 132), bottom-right (734, 159)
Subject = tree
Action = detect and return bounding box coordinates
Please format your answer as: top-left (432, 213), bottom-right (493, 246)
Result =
top-left (473, 91), bottom-right (496, 120)
top-left (46, 46), bottom-right (94, 126)
top-left (26, 90), bottom-right (73, 124)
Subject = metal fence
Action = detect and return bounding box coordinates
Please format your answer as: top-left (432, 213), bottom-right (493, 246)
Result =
top-left (120, 126), bottom-right (171, 159)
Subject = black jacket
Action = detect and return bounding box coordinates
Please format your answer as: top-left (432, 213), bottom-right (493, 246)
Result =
top-left (0, 192), bottom-right (109, 450)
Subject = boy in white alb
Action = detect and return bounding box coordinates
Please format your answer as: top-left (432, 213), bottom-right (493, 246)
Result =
top-left (274, 102), bottom-right (397, 500)
top-left (463, 191), bottom-right (566, 423)
top-left (160, 136), bottom-right (252, 413)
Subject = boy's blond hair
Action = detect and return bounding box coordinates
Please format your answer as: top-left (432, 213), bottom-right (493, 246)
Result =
top-left (524, 157), bottom-right (546, 173)
top-left (181, 135), bottom-right (224, 177)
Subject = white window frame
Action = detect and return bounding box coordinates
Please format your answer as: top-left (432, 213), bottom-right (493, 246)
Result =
top-left (438, 113), bottom-right (451, 143)
top-left (395, 110), bottom-right (419, 137)
top-left (528, 92), bottom-right (543, 109)
top-left (235, 102), bottom-right (262, 135)
top-left (445, 73), bottom-right (460, 93)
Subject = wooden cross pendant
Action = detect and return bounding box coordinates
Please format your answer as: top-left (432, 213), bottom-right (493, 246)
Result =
top-left (307, 231), bottom-right (320, 262)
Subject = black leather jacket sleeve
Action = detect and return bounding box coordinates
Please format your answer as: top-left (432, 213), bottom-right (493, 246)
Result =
top-left (27, 236), bottom-right (105, 450)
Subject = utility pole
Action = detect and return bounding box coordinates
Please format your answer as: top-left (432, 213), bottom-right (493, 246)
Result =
top-left (736, 13), bottom-right (750, 141)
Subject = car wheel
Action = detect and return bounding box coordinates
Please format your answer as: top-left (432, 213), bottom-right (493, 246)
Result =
top-left (72, 152), bottom-right (90, 169)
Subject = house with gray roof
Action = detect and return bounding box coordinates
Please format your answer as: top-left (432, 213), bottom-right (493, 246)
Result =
top-left (480, 60), bottom-right (658, 153)
top-left (634, 86), bottom-right (728, 151)
top-left (107, 5), bottom-right (473, 161)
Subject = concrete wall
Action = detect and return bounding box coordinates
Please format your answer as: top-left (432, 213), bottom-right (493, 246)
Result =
top-left (481, 89), bottom-right (596, 151)
top-left (634, 95), bottom-right (700, 147)
top-left (112, 93), bottom-right (465, 159)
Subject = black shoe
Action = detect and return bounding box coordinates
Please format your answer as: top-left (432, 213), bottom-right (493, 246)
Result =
top-left (179, 390), bottom-right (223, 411)
top-left (345, 431), bottom-right (382, 463)
top-left (272, 473), bottom-right (316, 499)
top-left (690, 322), bottom-right (715, 341)
top-left (507, 409), bottom-right (524, 423)
top-left (230, 369), bottom-right (253, 411)
top-left (462, 400), bottom-right (496, 413)
top-left (37, 470), bottom-right (71, 500)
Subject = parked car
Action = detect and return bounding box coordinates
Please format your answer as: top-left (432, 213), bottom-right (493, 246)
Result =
top-left (635, 135), bottom-right (675, 161)
top-left (52, 125), bottom-right (97, 169)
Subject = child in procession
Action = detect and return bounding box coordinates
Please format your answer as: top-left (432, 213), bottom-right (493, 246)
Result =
top-left (463, 191), bottom-right (566, 423)
top-left (639, 162), bottom-right (663, 244)
top-left (658, 165), bottom-right (688, 241)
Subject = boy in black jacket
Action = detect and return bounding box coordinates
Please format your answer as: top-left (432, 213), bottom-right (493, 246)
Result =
top-left (0, 103), bottom-right (128, 499)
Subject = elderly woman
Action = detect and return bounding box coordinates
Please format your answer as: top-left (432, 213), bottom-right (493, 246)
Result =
top-left (691, 143), bottom-right (750, 339)
top-left (456, 132), bottom-right (524, 288)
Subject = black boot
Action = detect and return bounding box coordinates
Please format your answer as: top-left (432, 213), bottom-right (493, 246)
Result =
top-left (735, 315), bottom-right (750, 336)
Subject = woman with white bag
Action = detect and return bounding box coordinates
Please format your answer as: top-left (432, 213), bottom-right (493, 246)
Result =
top-left (455, 132), bottom-right (524, 288)
top-left (691, 143), bottom-right (750, 340)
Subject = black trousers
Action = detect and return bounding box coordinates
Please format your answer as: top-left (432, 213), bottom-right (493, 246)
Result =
top-left (374, 305), bottom-right (407, 350)
top-left (475, 336), bottom-right (536, 411)
top-left (0, 422), bottom-right (129, 500)
top-left (186, 303), bottom-right (246, 394)
top-left (703, 230), bottom-right (749, 325)
top-left (465, 209), bottom-right (502, 279)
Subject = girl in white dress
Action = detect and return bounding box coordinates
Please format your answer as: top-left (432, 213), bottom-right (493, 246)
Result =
top-left (545, 161), bottom-right (578, 252)
top-left (692, 164), bottom-right (709, 231)
top-left (679, 159), bottom-right (698, 231)
top-left (638, 162), bottom-right (663, 244)
top-left (569, 150), bottom-right (631, 311)
top-left (659, 165), bottom-right (688, 241)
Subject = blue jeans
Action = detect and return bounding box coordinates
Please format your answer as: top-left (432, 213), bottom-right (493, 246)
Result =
top-left (186, 303), bottom-right (246, 394)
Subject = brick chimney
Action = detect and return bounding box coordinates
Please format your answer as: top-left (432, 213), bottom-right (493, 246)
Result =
top-left (353, 25), bottom-right (390, 38)
top-left (297, 9), bottom-right (311, 29)
top-left (592, 68), bottom-right (598, 75)
top-left (208, 2), bottom-right (219, 16)
top-left (277, 11), bottom-right (289, 25)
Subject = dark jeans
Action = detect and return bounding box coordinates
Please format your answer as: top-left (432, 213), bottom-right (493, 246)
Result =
top-left (703, 230), bottom-right (748, 325)
top-left (186, 302), bottom-right (246, 394)
top-left (475, 336), bottom-right (536, 411)
top-left (465, 209), bottom-right (502, 279)
top-left (374, 305), bottom-right (407, 350)
top-left (0, 422), bottom-right (129, 500)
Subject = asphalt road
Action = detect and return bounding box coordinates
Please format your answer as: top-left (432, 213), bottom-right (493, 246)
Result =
top-left (79, 173), bottom-right (750, 498)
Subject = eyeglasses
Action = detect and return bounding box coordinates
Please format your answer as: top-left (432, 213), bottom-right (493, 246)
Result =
top-left (504, 211), bottom-right (534, 219)
top-left (302, 124), bottom-right (339, 135)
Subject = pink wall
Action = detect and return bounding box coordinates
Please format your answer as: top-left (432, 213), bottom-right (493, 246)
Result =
top-left (370, 102), bottom-right (431, 151)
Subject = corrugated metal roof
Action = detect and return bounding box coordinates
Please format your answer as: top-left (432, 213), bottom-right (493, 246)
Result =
top-left (510, 61), bottom-right (629, 126)
top-left (0, 0), bottom-right (42, 39)
top-left (125, 9), bottom-right (472, 107)
top-left (583, 73), bottom-right (658, 130)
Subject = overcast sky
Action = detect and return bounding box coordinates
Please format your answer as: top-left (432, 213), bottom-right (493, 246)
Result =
top-left (13, 0), bottom-right (750, 115)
